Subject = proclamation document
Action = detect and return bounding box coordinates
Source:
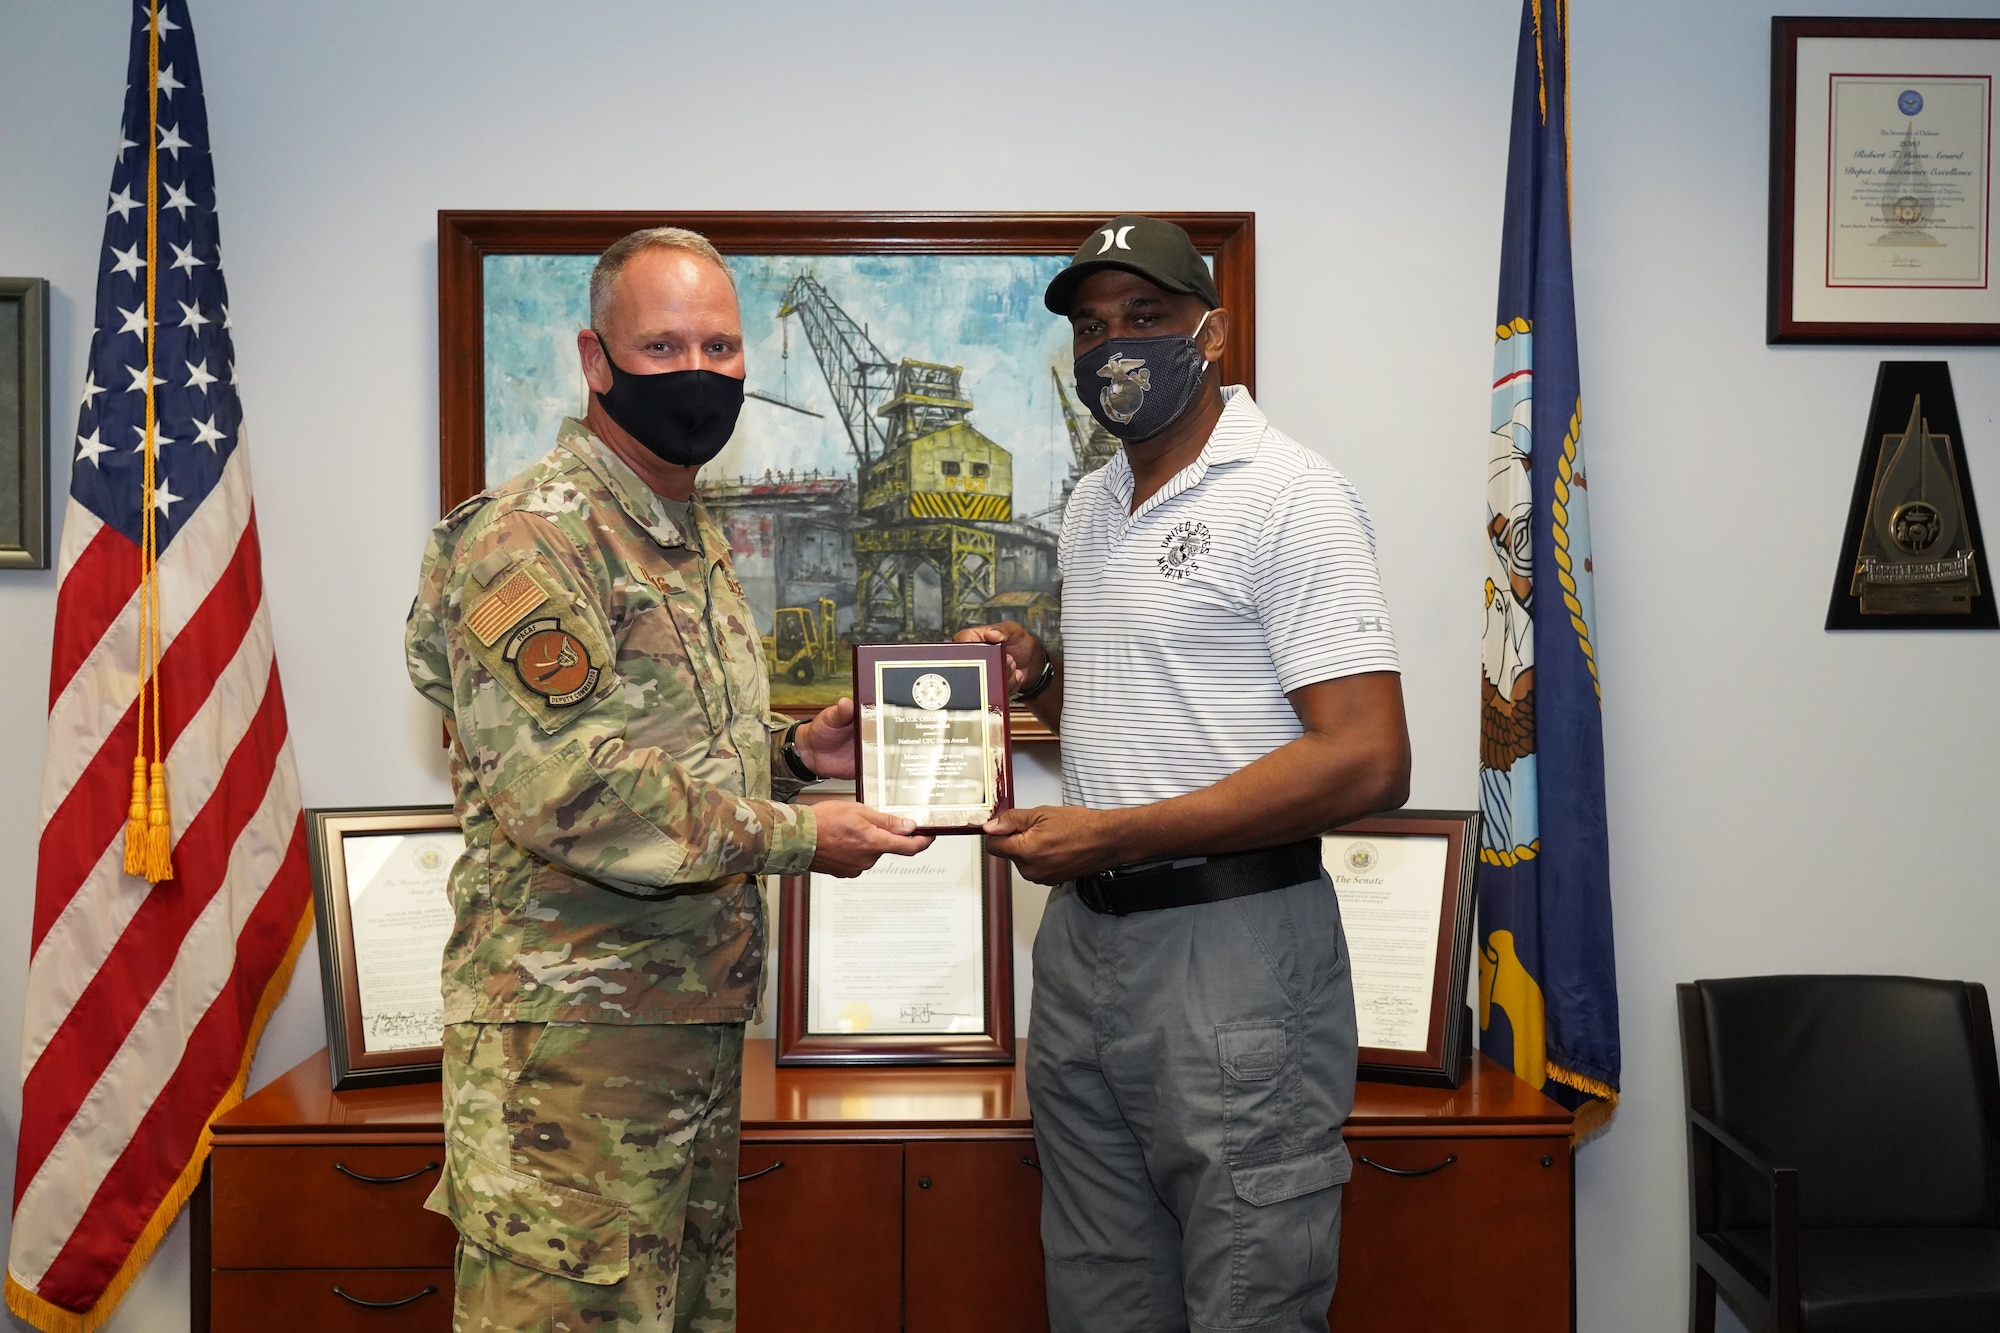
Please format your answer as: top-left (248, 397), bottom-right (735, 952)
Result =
top-left (808, 835), bottom-right (985, 1035)
top-left (1828, 74), bottom-right (1990, 287)
top-left (343, 830), bottom-right (461, 1054)
top-left (1323, 833), bottom-right (1449, 1052)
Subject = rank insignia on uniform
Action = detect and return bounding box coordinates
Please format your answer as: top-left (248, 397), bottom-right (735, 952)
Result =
top-left (502, 617), bottom-right (599, 706)
top-left (465, 567), bottom-right (549, 646)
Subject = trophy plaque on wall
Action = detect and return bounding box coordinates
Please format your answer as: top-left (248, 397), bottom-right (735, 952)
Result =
top-left (853, 642), bottom-right (1012, 834)
top-left (1827, 362), bottom-right (1997, 629)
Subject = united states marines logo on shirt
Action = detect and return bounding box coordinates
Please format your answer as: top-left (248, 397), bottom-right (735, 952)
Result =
top-left (1157, 520), bottom-right (1211, 580)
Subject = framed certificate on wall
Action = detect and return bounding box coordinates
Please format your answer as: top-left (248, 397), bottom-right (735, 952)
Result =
top-left (307, 806), bottom-right (463, 1090)
top-left (776, 794), bottom-right (1015, 1066)
top-left (1322, 809), bottom-right (1480, 1089)
top-left (1770, 17), bottom-right (2000, 343)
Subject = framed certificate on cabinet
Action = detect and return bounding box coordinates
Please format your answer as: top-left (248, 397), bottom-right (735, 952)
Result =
top-left (1770, 17), bottom-right (2000, 343)
top-left (308, 806), bottom-right (463, 1090)
top-left (776, 793), bottom-right (1015, 1066)
top-left (1322, 809), bottom-right (1480, 1089)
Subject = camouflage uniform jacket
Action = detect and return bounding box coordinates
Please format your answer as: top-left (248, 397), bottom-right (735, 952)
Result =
top-left (406, 419), bottom-right (818, 1026)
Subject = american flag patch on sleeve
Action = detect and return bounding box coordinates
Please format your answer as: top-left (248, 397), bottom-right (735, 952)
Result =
top-left (465, 566), bottom-right (549, 645)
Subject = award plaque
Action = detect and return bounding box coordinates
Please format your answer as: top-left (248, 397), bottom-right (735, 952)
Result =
top-left (1827, 361), bottom-right (1998, 629)
top-left (853, 642), bottom-right (1012, 834)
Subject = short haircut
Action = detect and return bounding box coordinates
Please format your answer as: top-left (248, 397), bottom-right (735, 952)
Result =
top-left (588, 227), bottom-right (735, 331)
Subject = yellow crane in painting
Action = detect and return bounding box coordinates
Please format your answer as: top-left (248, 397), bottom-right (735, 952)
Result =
top-left (776, 273), bottom-right (1014, 638)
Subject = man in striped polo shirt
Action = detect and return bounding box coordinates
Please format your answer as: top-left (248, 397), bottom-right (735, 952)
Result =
top-left (959, 215), bottom-right (1410, 1333)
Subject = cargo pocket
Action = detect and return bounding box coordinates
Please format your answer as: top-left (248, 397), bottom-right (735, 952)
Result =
top-left (1217, 1020), bottom-right (1291, 1160)
top-left (435, 1142), bottom-right (632, 1286)
top-left (1228, 1141), bottom-right (1351, 1205)
top-left (1224, 1143), bottom-right (1351, 1321)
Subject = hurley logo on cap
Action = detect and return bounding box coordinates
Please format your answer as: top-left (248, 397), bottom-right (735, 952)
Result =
top-left (1094, 224), bottom-right (1137, 254)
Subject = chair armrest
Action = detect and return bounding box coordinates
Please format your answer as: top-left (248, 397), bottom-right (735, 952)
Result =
top-left (1689, 1109), bottom-right (1791, 1179)
top-left (1688, 1109), bottom-right (1802, 1329)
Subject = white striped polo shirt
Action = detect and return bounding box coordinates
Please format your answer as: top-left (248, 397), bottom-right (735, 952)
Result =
top-left (1056, 387), bottom-right (1400, 811)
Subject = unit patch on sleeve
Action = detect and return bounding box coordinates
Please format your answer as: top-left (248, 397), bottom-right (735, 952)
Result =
top-left (502, 617), bottom-right (600, 706)
top-left (465, 566), bottom-right (550, 646)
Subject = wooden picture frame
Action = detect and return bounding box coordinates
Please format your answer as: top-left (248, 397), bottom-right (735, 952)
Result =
top-left (0, 277), bottom-right (50, 569)
top-left (438, 210), bottom-right (1257, 740)
top-left (776, 793), bottom-right (1014, 1066)
top-left (1323, 809), bottom-right (1480, 1089)
top-left (307, 806), bottom-right (462, 1090)
top-left (1769, 17), bottom-right (2000, 344)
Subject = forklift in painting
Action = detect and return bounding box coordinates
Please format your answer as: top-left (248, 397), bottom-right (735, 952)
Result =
top-left (764, 596), bottom-right (841, 684)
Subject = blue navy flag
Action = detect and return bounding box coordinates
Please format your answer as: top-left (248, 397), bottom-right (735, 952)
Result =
top-left (1476, 0), bottom-right (1619, 1127)
top-left (7, 3), bottom-right (309, 1328)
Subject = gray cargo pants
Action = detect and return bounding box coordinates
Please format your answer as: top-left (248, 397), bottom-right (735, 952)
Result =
top-left (1028, 872), bottom-right (1357, 1333)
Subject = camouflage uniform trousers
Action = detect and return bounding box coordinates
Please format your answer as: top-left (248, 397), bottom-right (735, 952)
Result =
top-left (429, 1021), bottom-right (745, 1333)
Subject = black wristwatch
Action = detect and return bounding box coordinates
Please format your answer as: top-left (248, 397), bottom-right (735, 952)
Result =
top-left (1014, 656), bottom-right (1057, 702)
top-left (780, 723), bottom-right (820, 782)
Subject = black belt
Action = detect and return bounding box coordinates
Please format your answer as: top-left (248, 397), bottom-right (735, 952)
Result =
top-left (1073, 839), bottom-right (1322, 917)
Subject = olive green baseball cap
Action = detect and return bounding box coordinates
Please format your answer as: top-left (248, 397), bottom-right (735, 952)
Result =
top-left (1043, 215), bottom-right (1220, 315)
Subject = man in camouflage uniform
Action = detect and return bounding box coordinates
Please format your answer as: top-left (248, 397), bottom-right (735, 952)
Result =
top-left (406, 228), bottom-right (929, 1333)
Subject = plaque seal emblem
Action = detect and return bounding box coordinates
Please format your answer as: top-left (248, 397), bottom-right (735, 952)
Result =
top-left (911, 672), bottom-right (952, 711)
top-left (1343, 841), bottom-right (1379, 874)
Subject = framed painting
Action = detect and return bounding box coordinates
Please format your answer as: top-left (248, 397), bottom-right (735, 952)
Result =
top-left (307, 805), bottom-right (462, 1090)
top-left (0, 278), bottom-right (49, 569)
top-left (1769, 17), bottom-right (2000, 343)
top-left (774, 793), bottom-right (1014, 1066)
top-left (1322, 809), bottom-right (1481, 1089)
top-left (438, 211), bottom-right (1256, 738)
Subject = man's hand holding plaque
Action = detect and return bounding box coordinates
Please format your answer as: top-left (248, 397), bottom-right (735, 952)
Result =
top-left (783, 697), bottom-right (938, 877)
top-left (854, 642), bottom-right (1014, 834)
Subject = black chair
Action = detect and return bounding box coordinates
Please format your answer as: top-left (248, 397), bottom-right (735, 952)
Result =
top-left (1678, 975), bottom-right (2000, 1333)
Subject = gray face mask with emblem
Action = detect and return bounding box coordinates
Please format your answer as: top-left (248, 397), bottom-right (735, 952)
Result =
top-left (1073, 310), bottom-right (1213, 443)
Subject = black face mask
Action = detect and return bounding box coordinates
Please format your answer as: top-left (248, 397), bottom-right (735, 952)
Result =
top-left (591, 331), bottom-right (744, 467)
top-left (1073, 311), bottom-right (1214, 443)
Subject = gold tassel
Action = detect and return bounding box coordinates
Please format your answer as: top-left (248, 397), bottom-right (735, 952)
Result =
top-left (123, 755), bottom-right (149, 876)
top-left (142, 761), bottom-right (172, 883)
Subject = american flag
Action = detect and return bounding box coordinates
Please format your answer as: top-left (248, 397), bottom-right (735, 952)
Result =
top-left (6, 2), bottom-right (310, 1327)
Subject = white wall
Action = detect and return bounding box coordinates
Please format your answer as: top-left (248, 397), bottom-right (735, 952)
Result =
top-left (4, 2), bottom-right (1999, 1330)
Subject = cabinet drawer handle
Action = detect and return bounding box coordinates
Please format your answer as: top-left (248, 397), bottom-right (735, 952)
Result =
top-left (1022, 1156), bottom-right (1041, 1171)
top-left (1357, 1153), bottom-right (1458, 1178)
top-left (739, 1159), bottom-right (785, 1183)
top-left (333, 1160), bottom-right (438, 1186)
top-left (332, 1283), bottom-right (437, 1309)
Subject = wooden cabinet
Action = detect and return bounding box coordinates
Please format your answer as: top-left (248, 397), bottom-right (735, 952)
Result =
top-left (1331, 1132), bottom-right (1573, 1330)
top-left (903, 1141), bottom-right (1049, 1332)
top-left (735, 1143), bottom-right (901, 1333)
top-left (198, 1044), bottom-right (1569, 1332)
